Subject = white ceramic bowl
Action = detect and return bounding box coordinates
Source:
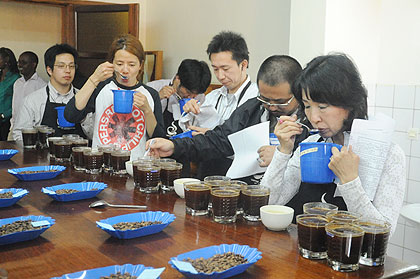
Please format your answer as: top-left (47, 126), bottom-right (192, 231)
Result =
top-left (125, 161), bottom-right (134, 176)
top-left (260, 205), bottom-right (294, 231)
top-left (173, 178), bottom-right (200, 198)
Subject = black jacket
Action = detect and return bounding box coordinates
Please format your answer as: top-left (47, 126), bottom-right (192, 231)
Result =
top-left (171, 97), bottom-right (309, 176)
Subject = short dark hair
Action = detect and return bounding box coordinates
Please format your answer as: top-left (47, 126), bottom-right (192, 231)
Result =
top-left (21, 51), bottom-right (39, 66)
top-left (44, 44), bottom-right (78, 72)
top-left (0, 47), bottom-right (18, 74)
top-left (206, 31), bottom-right (249, 65)
top-left (257, 55), bottom-right (302, 87)
top-left (177, 59), bottom-right (211, 94)
top-left (292, 53), bottom-right (368, 131)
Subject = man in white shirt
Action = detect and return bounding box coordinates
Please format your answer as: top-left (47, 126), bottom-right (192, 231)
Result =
top-left (13, 44), bottom-right (92, 141)
top-left (9, 51), bottom-right (46, 140)
top-left (181, 31), bottom-right (259, 134)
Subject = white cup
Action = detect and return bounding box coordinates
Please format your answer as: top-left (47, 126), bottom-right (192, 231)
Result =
top-left (125, 161), bottom-right (134, 176)
top-left (173, 178), bottom-right (200, 198)
top-left (260, 205), bottom-right (294, 231)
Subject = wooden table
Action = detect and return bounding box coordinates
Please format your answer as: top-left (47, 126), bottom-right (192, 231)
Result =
top-left (0, 142), bottom-right (419, 279)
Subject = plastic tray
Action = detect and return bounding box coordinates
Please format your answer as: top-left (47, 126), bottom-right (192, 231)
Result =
top-left (8, 165), bottom-right (66, 181)
top-left (0, 149), bottom-right (18, 160)
top-left (169, 244), bottom-right (262, 279)
top-left (96, 211), bottom-right (175, 239)
top-left (0, 188), bottom-right (29, 207)
top-left (0, 215), bottom-right (55, 245)
top-left (51, 263), bottom-right (163, 279)
top-left (42, 182), bottom-right (107, 202)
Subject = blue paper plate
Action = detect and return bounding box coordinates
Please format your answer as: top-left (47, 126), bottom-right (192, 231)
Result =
top-left (8, 165), bottom-right (66, 181)
top-left (51, 263), bottom-right (163, 279)
top-left (0, 215), bottom-right (55, 245)
top-left (42, 182), bottom-right (107, 202)
top-left (0, 149), bottom-right (18, 160)
top-left (169, 244), bottom-right (262, 279)
top-left (0, 188), bottom-right (29, 207)
top-left (97, 211), bottom-right (175, 239)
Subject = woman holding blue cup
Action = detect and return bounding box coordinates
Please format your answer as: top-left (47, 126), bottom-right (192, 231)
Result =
top-left (64, 34), bottom-right (165, 159)
top-left (261, 53), bottom-right (405, 234)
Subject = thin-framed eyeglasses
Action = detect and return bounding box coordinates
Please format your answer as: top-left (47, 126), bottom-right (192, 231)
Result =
top-left (54, 63), bottom-right (78, 70)
top-left (257, 94), bottom-right (295, 107)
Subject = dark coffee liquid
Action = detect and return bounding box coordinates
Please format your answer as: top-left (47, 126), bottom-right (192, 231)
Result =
top-left (242, 192), bottom-right (269, 216)
top-left (212, 191), bottom-right (238, 217)
top-left (327, 227), bottom-right (364, 264)
top-left (55, 142), bottom-right (72, 159)
top-left (103, 150), bottom-right (113, 168)
top-left (72, 150), bottom-right (85, 168)
top-left (185, 188), bottom-right (210, 210)
top-left (160, 168), bottom-right (182, 186)
top-left (297, 217), bottom-right (328, 252)
top-left (360, 224), bottom-right (390, 259)
top-left (23, 132), bottom-right (37, 147)
top-left (111, 154), bottom-right (130, 172)
top-left (85, 154), bottom-right (103, 170)
top-left (135, 168), bottom-right (160, 188)
top-left (38, 132), bottom-right (50, 146)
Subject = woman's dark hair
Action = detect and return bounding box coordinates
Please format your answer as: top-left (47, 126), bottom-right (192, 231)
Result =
top-left (177, 59), bottom-right (211, 94)
top-left (292, 53), bottom-right (368, 131)
top-left (0, 47), bottom-right (19, 74)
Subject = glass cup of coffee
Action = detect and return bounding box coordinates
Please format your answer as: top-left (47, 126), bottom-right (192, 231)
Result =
top-left (134, 162), bottom-right (161, 193)
top-left (184, 181), bottom-right (211, 216)
top-left (22, 128), bottom-right (38, 149)
top-left (303, 202), bottom-right (338, 216)
top-left (161, 162), bottom-right (183, 191)
top-left (327, 210), bottom-right (361, 223)
top-left (37, 127), bottom-right (54, 149)
top-left (110, 149), bottom-right (131, 175)
top-left (211, 186), bottom-right (240, 223)
top-left (296, 214), bottom-right (329, 259)
top-left (242, 185), bottom-right (270, 221)
top-left (83, 149), bottom-right (104, 174)
top-left (47, 137), bottom-right (64, 158)
top-left (54, 140), bottom-right (72, 162)
top-left (70, 138), bottom-right (88, 148)
top-left (357, 218), bottom-right (391, 266)
top-left (229, 180), bottom-right (247, 214)
top-left (204, 175), bottom-right (231, 209)
top-left (72, 146), bottom-right (91, 171)
top-left (62, 134), bottom-right (80, 141)
top-left (98, 145), bottom-right (118, 173)
top-left (326, 222), bottom-right (365, 272)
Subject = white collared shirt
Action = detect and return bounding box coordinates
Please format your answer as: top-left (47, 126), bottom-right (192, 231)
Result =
top-left (202, 75), bottom-right (258, 122)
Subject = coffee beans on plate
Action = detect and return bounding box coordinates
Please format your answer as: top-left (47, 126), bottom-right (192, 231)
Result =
top-left (185, 252), bottom-right (248, 273)
top-left (19, 170), bottom-right (59, 174)
top-left (100, 272), bottom-right (136, 279)
top-left (55, 188), bottom-right (98, 195)
top-left (112, 221), bottom-right (162, 230)
top-left (0, 220), bottom-right (43, 236)
top-left (0, 192), bottom-right (13, 199)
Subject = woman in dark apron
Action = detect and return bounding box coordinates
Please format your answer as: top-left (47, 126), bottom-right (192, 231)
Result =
top-left (261, 54), bottom-right (405, 234)
top-left (41, 86), bottom-right (86, 138)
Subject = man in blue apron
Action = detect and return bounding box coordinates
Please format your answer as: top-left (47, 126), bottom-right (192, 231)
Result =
top-left (13, 44), bottom-right (91, 141)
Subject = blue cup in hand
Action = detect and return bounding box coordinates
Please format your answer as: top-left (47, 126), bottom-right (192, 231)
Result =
top-left (112, 89), bottom-right (135, 114)
top-left (178, 98), bottom-right (191, 114)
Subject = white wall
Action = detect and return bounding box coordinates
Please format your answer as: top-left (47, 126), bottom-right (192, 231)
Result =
top-left (0, 1), bottom-right (61, 81)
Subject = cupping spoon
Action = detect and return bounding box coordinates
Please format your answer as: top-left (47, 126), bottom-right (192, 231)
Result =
top-left (89, 200), bottom-right (147, 209)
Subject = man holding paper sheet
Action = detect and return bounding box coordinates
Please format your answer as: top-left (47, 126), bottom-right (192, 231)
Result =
top-left (147, 55), bottom-right (309, 182)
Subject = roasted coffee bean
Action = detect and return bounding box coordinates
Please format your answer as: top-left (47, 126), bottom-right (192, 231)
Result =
top-left (185, 252), bottom-right (248, 273)
top-left (0, 220), bottom-right (43, 236)
top-left (55, 189), bottom-right (79, 195)
top-left (100, 272), bottom-right (136, 279)
top-left (0, 192), bottom-right (13, 199)
top-left (19, 170), bottom-right (59, 174)
top-left (112, 221), bottom-right (162, 231)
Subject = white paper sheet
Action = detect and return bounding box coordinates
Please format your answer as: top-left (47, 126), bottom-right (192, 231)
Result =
top-left (349, 113), bottom-right (395, 200)
top-left (226, 122), bottom-right (269, 179)
top-left (178, 104), bottom-right (223, 131)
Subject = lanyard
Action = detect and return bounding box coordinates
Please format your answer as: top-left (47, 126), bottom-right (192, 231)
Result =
top-left (215, 80), bottom-right (252, 111)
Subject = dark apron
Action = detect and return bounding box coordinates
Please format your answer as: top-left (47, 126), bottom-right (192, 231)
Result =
top-left (41, 86), bottom-right (87, 138)
top-left (285, 137), bottom-right (347, 223)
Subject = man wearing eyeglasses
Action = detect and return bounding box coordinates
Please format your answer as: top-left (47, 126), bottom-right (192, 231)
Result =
top-left (13, 44), bottom-right (92, 141)
top-left (147, 55), bottom-right (310, 182)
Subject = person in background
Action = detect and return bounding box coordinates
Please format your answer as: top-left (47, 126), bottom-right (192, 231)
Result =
top-left (180, 31), bottom-right (259, 178)
top-left (13, 44), bottom-right (92, 141)
top-left (146, 55), bottom-right (309, 183)
top-left (261, 53), bottom-right (405, 234)
top-left (0, 47), bottom-right (19, 141)
top-left (9, 51), bottom-right (46, 140)
top-left (64, 34), bottom-right (165, 159)
top-left (146, 59), bottom-right (211, 137)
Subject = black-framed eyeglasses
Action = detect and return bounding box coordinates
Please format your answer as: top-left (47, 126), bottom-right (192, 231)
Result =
top-left (54, 63), bottom-right (78, 70)
top-left (257, 94), bottom-right (295, 107)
